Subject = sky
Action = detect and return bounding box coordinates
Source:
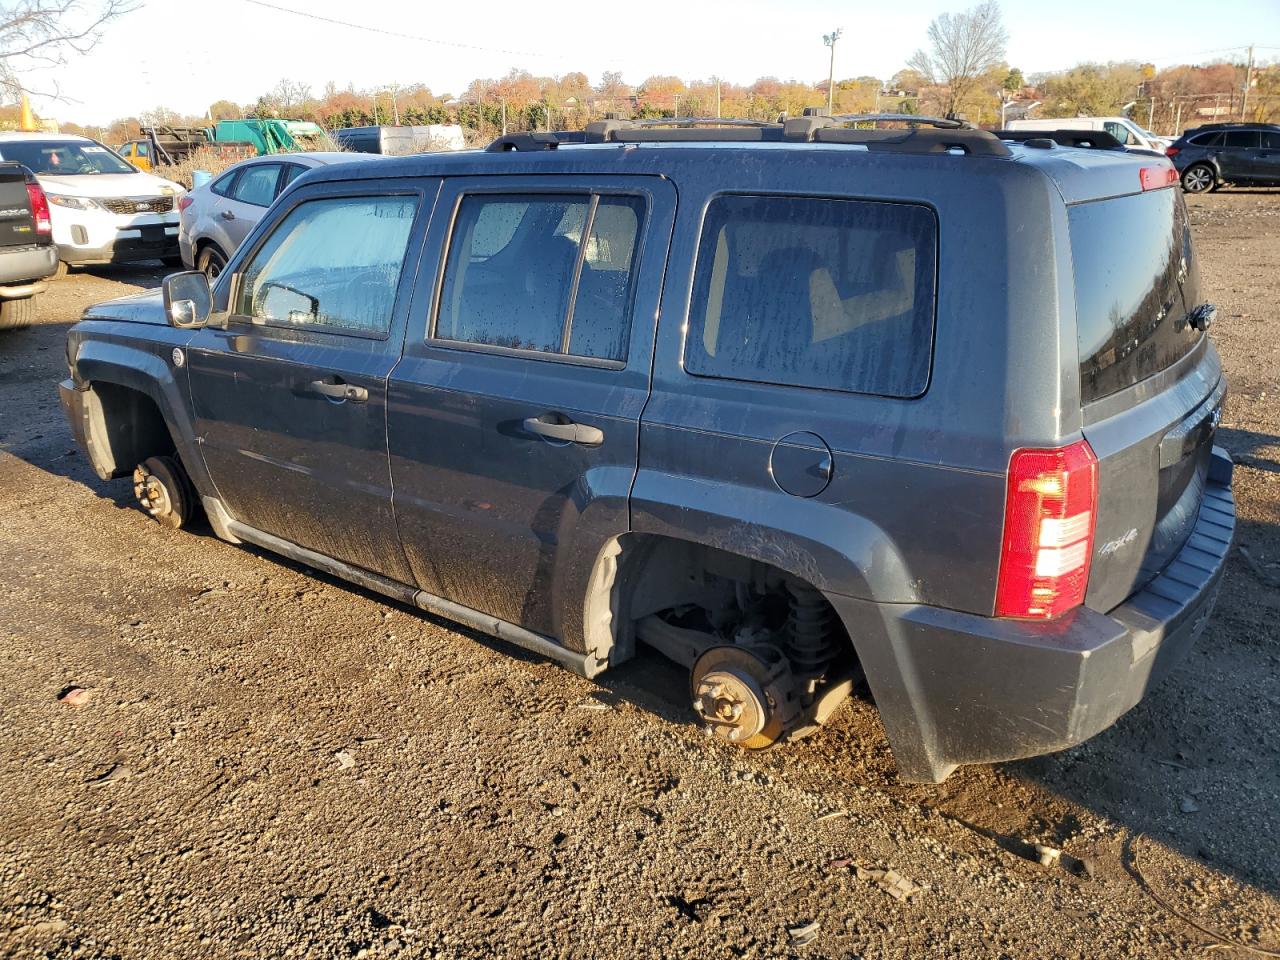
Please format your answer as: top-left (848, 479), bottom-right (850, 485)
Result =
top-left (22, 0), bottom-right (1280, 126)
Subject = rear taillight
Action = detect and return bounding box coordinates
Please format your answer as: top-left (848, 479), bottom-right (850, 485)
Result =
top-left (1165, 146), bottom-right (1180, 158)
top-left (995, 439), bottom-right (1098, 620)
top-left (1140, 165), bottom-right (1178, 191)
top-left (25, 182), bottom-right (51, 234)
top-left (178, 194), bottom-right (194, 212)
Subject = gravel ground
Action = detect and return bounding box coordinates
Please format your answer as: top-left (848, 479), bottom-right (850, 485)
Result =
top-left (1, 191), bottom-right (1278, 960)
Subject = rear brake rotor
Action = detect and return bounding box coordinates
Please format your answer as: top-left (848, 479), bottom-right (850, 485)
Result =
top-left (690, 644), bottom-right (798, 749)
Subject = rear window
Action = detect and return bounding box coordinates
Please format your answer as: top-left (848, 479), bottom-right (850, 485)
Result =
top-left (1071, 187), bottom-right (1201, 404)
top-left (684, 195), bottom-right (937, 398)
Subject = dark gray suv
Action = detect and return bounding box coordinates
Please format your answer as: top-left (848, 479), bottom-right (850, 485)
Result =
top-left (1168, 122), bottom-right (1280, 192)
top-left (58, 114), bottom-right (1234, 782)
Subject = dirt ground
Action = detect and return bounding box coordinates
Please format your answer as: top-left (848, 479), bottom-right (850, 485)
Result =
top-left (1, 190), bottom-right (1279, 960)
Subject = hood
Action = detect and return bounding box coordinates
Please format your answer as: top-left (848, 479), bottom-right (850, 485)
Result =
top-left (38, 171), bottom-right (184, 198)
top-left (83, 288), bottom-right (167, 324)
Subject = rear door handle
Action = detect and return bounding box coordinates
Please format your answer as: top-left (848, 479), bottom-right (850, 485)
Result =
top-left (220, 210), bottom-right (235, 221)
top-left (523, 415), bottom-right (604, 446)
top-left (308, 378), bottom-right (368, 403)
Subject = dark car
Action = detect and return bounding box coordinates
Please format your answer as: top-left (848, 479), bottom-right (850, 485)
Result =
top-left (1167, 122), bottom-right (1280, 192)
top-left (0, 160), bottom-right (57, 330)
top-left (57, 114), bottom-right (1233, 782)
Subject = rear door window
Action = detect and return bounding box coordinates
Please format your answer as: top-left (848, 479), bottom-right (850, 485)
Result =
top-left (434, 193), bottom-right (646, 362)
top-left (230, 164), bottom-right (281, 207)
top-left (1071, 187), bottom-right (1200, 403)
top-left (1222, 130), bottom-right (1260, 150)
top-left (684, 195), bottom-right (937, 398)
top-left (1262, 131), bottom-right (1280, 149)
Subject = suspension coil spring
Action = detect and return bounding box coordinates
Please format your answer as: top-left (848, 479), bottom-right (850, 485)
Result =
top-left (785, 580), bottom-right (837, 679)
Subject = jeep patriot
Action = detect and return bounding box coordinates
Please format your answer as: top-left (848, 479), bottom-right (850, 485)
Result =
top-left (58, 114), bottom-right (1234, 782)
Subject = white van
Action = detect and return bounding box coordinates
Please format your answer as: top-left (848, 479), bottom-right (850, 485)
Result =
top-left (0, 133), bottom-right (185, 271)
top-left (1004, 117), bottom-right (1163, 152)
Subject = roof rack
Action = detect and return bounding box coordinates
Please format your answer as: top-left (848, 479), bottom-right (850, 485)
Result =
top-left (993, 129), bottom-right (1127, 151)
top-left (486, 108), bottom-right (1012, 158)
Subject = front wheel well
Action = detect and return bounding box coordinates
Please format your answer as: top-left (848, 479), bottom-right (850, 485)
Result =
top-left (83, 381), bottom-right (176, 479)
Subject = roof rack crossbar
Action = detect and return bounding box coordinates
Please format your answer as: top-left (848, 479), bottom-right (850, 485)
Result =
top-left (823, 112), bottom-right (972, 130)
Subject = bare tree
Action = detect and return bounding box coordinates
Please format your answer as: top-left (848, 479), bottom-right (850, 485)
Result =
top-left (906, 1), bottom-right (1008, 116)
top-left (0, 1), bottom-right (134, 99)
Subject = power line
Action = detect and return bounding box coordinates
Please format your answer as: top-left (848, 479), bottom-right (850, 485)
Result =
top-left (240, 0), bottom-right (553, 60)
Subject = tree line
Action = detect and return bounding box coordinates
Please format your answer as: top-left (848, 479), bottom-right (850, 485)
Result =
top-left (42, 1), bottom-right (1280, 145)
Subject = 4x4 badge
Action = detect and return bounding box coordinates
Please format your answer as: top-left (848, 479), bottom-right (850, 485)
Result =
top-left (1098, 528), bottom-right (1139, 557)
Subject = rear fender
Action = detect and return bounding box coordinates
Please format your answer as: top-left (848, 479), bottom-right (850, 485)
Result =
top-left (629, 472), bottom-right (917, 602)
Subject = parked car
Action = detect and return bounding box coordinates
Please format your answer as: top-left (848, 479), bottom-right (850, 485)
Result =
top-left (1165, 122), bottom-right (1280, 193)
top-left (0, 160), bottom-right (56, 330)
top-left (0, 133), bottom-right (185, 272)
top-left (59, 114), bottom-right (1232, 783)
top-left (178, 152), bottom-right (383, 278)
top-left (333, 124), bottom-right (467, 155)
top-left (1005, 116), bottom-right (1164, 152)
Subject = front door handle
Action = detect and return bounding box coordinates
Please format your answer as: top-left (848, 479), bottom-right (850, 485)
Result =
top-left (308, 378), bottom-right (368, 403)
top-left (523, 414), bottom-right (604, 446)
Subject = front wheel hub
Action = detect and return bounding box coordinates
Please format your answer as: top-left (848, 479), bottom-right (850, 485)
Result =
top-left (132, 466), bottom-right (171, 518)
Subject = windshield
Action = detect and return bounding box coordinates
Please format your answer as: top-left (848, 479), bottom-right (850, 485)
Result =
top-left (0, 139), bottom-right (136, 175)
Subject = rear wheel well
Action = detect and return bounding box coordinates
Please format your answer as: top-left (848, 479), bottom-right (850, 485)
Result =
top-left (598, 534), bottom-right (863, 739)
top-left (85, 381), bottom-right (175, 478)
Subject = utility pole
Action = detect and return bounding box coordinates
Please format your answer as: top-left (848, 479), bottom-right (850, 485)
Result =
top-left (824, 28), bottom-right (842, 114)
top-left (715, 77), bottom-right (721, 119)
top-left (673, 93), bottom-right (680, 119)
top-left (390, 84), bottom-right (400, 125)
top-left (1148, 97), bottom-right (1155, 129)
top-left (1240, 44), bottom-right (1255, 121)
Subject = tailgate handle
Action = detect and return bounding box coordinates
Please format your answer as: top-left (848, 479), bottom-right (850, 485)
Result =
top-left (523, 414), bottom-right (604, 446)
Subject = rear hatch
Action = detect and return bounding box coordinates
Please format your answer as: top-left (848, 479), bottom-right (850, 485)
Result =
top-left (0, 161), bottom-right (39, 248)
top-left (1070, 182), bottom-right (1221, 612)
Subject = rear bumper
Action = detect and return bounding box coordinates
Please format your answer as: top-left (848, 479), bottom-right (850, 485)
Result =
top-left (835, 447), bottom-right (1235, 782)
top-left (0, 243), bottom-right (57, 288)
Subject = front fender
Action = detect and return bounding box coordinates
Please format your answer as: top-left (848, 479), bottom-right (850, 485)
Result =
top-left (629, 469), bottom-right (918, 604)
top-left (68, 324), bottom-right (213, 497)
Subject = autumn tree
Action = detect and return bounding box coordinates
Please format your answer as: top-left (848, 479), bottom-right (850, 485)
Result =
top-left (906, 0), bottom-right (1008, 116)
top-left (209, 99), bottom-right (240, 121)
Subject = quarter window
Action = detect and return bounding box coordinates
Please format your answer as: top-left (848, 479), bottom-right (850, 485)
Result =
top-left (1190, 132), bottom-right (1224, 147)
top-left (435, 193), bottom-right (645, 362)
top-left (235, 196), bottom-right (417, 336)
top-left (1263, 131), bottom-right (1280, 149)
top-left (685, 195), bottom-right (937, 398)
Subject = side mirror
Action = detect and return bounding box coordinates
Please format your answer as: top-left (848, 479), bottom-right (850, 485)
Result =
top-left (162, 271), bottom-right (212, 329)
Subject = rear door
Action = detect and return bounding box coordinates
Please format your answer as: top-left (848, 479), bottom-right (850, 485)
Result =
top-left (220, 161), bottom-right (282, 248)
top-left (187, 178), bottom-right (437, 582)
top-left (1217, 130), bottom-right (1259, 179)
top-left (1071, 181), bottom-right (1221, 611)
top-left (387, 176), bottom-right (675, 639)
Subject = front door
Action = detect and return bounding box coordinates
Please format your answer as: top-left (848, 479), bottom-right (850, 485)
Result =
top-left (388, 176), bottom-right (675, 641)
top-left (188, 180), bottom-right (437, 582)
